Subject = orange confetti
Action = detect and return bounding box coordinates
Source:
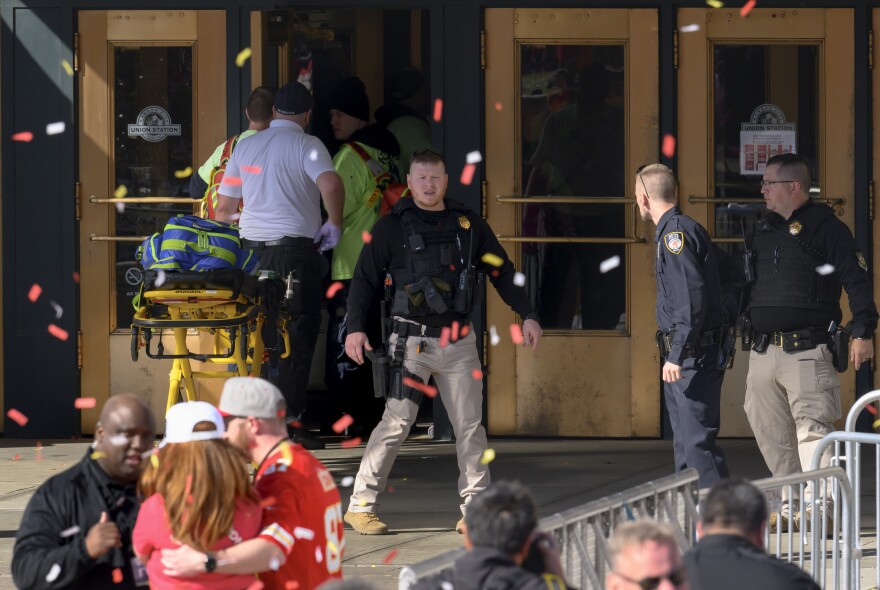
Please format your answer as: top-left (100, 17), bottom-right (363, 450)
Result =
top-left (362, 230), bottom-right (372, 244)
top-left (74, 397), bottom-right (97, 409)
top-left (865, 404), bottom-right (878, 416)
top-left (112, 568), bottom-right (123, 584)
top-left (403, 376), bottom-right (438, 398)
top-left (740, 0), bottom-right (756, 16)
top-left (472, 368), bottom-right (483, 380)
top-left (382, 549), bottom-right (399, 564)
top-left (341, 437), bottom-right (362, 448)
top-left (27, 284), bottom-right (42, 302)
top-left (451, 320), bottom-right (460, 342)
top-left (260, 496), bottom-right (278, 508)
top-left (439, 326), bottom-right (451, 348)
top-left (461, 324), bottom-right (470, 338)
top-left (241, 165), bottom-right (262, 174)
top-left (460, 163), bottom-right (476, 185)
top-left (662, 134), bottom-right (676, 158)
top-left (495, 102), bottom-right (503, 111)
top-left (35, 441), bottom-right (43, 450)
top-left (433, 98), bottom-right (443, 122)
top-left (48, 324), bottom-right (69, 341)
top-left (288, 419), bottom-right (302, 429)
top-left (7, 408), bottom-right (28, 427)
top-left (72, 272), bottom-right (80, 284)
top-left (510, 323), bottom-right (524, 345)
top-left (285, 583), bottom-right (300, 590)
top-left (332, 414), bottom-right (354, 434)
top-left (326, 281), bottom-right (344, 299)
top-left (224, 176), bottom-right (243, 187)
top-left (12, 131), bottom-right (33, 142)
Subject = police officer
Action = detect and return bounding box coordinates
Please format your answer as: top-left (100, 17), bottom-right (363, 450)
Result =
top-left (744, 153), bottom-right (877, 487)
top-left (342, 150), bottom-right (543, 535)
top-left (635, 163), bottom-right (730, 488)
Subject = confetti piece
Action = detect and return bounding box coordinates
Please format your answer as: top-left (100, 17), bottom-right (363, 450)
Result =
top-left (48, 324), bottom-right (69, 341)
top-left (510, 323), bottom-right (524, 345)
top-left (460, 163), bottom-right (476, 185)
top-left (466, 151), bottom-right (483, 165)
top-left (269, 557), bottom-right (281, 571)
top-left (874, 418), bottom-right (880, 430)
top-left (155, 270), bottom-right (167, 287)
top-left (382, 549), bottom-right (399, 564)
top-left (246, 581), bottom-right (264, 590)
top-left (680, 23), bottom-right (701, 33)
top-left (114, 184), bottom-right (128, 198)
top-left (61, 59), bottom-right (74, 76)
top-left (7, 408), bottom-right (28, 427)
top-left (59, 525), bottom-right (81, 538)
top-left (224, 176), bottom-right (243, 187)
top-left (235, 47), bottom-right (252, 68)
top-left (115, 202), bottom-right (125, 214)
top-left (259, 496), bottom-right (277, 509)
top-left (50, 301), bottom-right (63, 319)
top-left (173, 167), bottom-right (193, 179)
top-left (294, 526), bottom-right (315, 540)
top-left (452, 320), bottom-right (460, 342)
top-left (481, 253), bottom-right (504, 267)
top-left (309, 149), bottom-right (318, 161)
top-left (472, 368), bottom-right (483, 380)
top-left (46, 121), bottom-right (66, 135)
top-left (402, 376), bottom-right (438, 398)
top-left (90, 451), bottom-right (107, 460)
top-left (740, 0), bottom-right (756, 16)
top-left (35, 441), bottom-right (43, 450)
top-left (326, 281), bottom-right (344, 299)
top-left (495, 102), bottom-right (503, 111)
top-left (285, 583), bottom-right (300, 590)
top-left (864, 404), bottom-right (877, 416)
top-left (12, 454), bottom-right (21, 461)
top-left (600, 255), bottom-right (621, 274)
top-left (150, 453), bottom-right (159, 469)
top-left (74, 398), bottom-right (97, 409)
top-left (358, 499), bottom-right (368, 507)
top-left (362, 230), bottom-right (372, 244)
top-left (12, 131), bottom-right (33, 142)
top-left (332, 414), bottom-right (354, 434)
top-left (73, 272), bottom-right (80, 284)
top-left (439, 326), bottom-right (451, 348)
top-left (341, 437), bottom-right (362, 448)
top-left (513, 272), bottom-right (525, 287)
top-left (340, 476), bottom-right (355, 487)
top-left (433, 98), bottom-right (443, 122)
top-left (46, 564), bottom-right (62, 582)
top-left (109, 434), bottom-right (129, 446)
top-left (28, 284), bottom-right (42, 302)
top-left (288, 419), bottom-right (302, 429)
top-left (706, 0), bottom-right (724, 7)
top-left (461, 325), bottom-right (470, 337)
top-left (315, 547), bottom-right (323, 563)
top-left (816, 264), bottom-right (835, 275)
top-left (489, 325), bottom-right (500, 346)
top-left (662, 134), bottom-right (676, 158)
top-left (480, 448), bottom-right (496, 465)
top-left (241, 165), bottom-right (262, 174)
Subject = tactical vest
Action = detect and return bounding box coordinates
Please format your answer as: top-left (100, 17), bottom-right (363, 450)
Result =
top-left (749, 204), bottom-right (840, 311)
top-left (389, 203), bottom-right (477, 318)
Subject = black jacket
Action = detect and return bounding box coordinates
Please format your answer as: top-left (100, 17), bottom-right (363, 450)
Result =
top-left (12, 451), bottom-right (142, 590)
top-left (684, 534), bottom-right (821, 590)
top-left (411, 547), bottom-right (566, 590)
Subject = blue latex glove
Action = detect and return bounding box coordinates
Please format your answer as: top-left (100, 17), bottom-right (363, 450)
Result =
top-left (314, 221), bottom-right (342, 252)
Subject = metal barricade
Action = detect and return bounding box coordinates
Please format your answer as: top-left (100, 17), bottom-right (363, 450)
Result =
top-left (398, 469), bottom-right (700, 590)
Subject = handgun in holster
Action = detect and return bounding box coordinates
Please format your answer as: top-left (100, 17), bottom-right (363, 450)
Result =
top-left (739, 314), bottom-right (753, 352)
top-left (828, 320), bottom-right (851, 373)
top-left (655, 330), bottom-right (672, 359)
top-left (717, 324), bottom-right (737, 370)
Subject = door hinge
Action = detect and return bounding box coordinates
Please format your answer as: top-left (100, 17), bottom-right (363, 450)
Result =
top-left (74, 32), bottom-right (80, 73)
top-left (77, 330), bottom-right (83, 370)
top-left (870, 30), bottom-right (874, 70)
top-left (480, 29), bottom-right (487, 70)
top-left (673, 30), bottom-right (679, 69)
top-left (869, 179), bottom-right (874, 221)
top-left (481, 180), bottom-right (488, 218)
top-left (75, 181), bottom-right (81, 221)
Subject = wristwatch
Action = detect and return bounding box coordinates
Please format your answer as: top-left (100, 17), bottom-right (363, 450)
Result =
top-left (204, 553), bottom-right (217, 573)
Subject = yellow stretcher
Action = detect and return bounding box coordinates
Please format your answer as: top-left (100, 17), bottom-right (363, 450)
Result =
top-left (130, 268), bottom-right (291, 414)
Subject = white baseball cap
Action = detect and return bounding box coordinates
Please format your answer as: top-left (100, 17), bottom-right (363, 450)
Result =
top-left (219, 377), bottom-right (286, 419)
top-left (161, 401), bottom-right (225, 446)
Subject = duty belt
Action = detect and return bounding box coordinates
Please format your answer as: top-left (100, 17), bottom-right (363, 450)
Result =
top-left (392, 319), bottom-right (470, 339)
top-left (241, 236), bottom-right (312, 249)
top-left (770, 328), bottom-right (829, 349)
top-left (656, 328), bottom-right (722, 358)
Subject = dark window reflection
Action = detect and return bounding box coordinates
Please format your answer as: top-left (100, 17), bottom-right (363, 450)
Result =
top-left (113, 46), bottom-right (194, 330)
top-left (520, 45), bottom-right (626, 331)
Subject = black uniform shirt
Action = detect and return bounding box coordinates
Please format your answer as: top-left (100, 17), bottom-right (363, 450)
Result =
top-left (346, 197), bottom-right (534, 333)
top-left (655, 206), bottom-right (726, 365)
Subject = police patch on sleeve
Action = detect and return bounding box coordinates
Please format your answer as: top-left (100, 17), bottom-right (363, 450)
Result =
top-left (664, 232), bottom-right (684, 255)
top-left (856, 251), bottom-right (868, 271)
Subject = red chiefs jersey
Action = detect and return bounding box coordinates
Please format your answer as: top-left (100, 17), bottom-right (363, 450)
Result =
top-left (255, 440), bottom-right (344, 590)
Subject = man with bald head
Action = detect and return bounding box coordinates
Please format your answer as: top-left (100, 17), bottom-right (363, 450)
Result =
top-left (12, 394), bottom-right (156, 589)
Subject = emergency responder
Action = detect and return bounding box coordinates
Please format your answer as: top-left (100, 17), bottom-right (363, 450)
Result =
top-left (743, 153), bottom-right (877, 526)
top-left (342, 150), bottom-right (543, 535)
top-left (634, 163), bottom-right (730, 488)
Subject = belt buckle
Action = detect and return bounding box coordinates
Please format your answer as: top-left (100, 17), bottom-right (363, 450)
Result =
top-left (773, 333), bottom-right (784, 347)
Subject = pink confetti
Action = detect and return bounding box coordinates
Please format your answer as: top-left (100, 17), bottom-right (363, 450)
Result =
top-left (285, 582), bottom-right (300, 590)
top-left (865, 404), bottom-right (878, 416)
top-left (461, 324), bottom-right (470, 338)
top-left (382, 549), bottom-right (399, 564)
top-left (472, 368), bottom-right (483, 380)
top-left (740, 0), bottom-right (756, 16)
top-left (341, 437), bottom-right (362, 448)
top-left (246, 580), bottom-right (264, 590)
top-left (403, 377), bottom-right (438, 398)
top-left (460, 163), bottom-right (476, 185)
top-left (27, 284), bottom-right (42, 302)
top-left (495, 102), bottom-right (503, 111)
top-left (451, 320), bottom-right (460, 342)
top-left (224, 176), bottom-right (243, 187)
top-left (241, 165), bottom-right (262, 174)
top-left (439, 326), bottom-right (451, 348)
top-left (326, 281), bottom-right (344, 299)
top-left (510, 323), bottom-right (524, 345)
top-left (12, 454), bottom-right (21, 461)
top-left (74, 397), bottom-right (97, 409)
top-left (332, 414), bottom-right (354, 434)
top-left (7, 408), bottom-right (28, 427)
top-left (662, 134), bottom-right (676, 158)
top-left (12, 131), bottom-right (33, 142)
top-left (260, 496), bottom-right (277, 508)
top-left (48, 324), bottom-right (69, 341)
top-left (112, 568), bottom-right (123, 584)
top-left (433, 98), bottom-right (443, 122)
top-left (72, 272), bottom-right (80, 284)
top-left (362, 230), bottom-right (372, 244)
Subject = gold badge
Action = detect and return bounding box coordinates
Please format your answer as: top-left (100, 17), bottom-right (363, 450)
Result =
top-left (789, 221), bottom-right (803, 235)
top-left (856, 251), bottom-right (868, 271)
top-left (458, 215), bottom-right (471, 230)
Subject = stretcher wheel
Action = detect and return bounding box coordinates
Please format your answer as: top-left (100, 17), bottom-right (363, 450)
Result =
top-left (131, 327), bottom-right (139, 362)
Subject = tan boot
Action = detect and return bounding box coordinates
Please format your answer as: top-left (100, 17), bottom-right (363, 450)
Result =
top-left (344, 510), bottom-right (389, 535)
top-left (456, 517), bottom-right (466, 534)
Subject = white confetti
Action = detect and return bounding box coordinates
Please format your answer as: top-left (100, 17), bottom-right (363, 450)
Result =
top-left (680, 23), bottom-right (701, 33)
top-left (489, 325), bottom-right (500, 346)
top-left (513, 272), bottom-right (526, 287)
top-left (268, 557), bottom-right (281, 571)
top-left (309, 149), bottom-right (318, 161)
top-left (441, 583), bottom-right (454, 590)
top-left (466, 150), bottom-right (483, 164)
top-left (50, 300), bottom-right (63, 319)
top-left (600, 255), bottom-right (621, 274)
top-left (115, 202), bottom-right (125, 214)
top-left (816, 264), bottom-right (835, 275)
top-left (340, 476), bottom-right (354, 487)
top-left (46, 564), bottom-right (62, 583)
top-left (155, 270), bottom-right (166, 287)
top-left (59, 525), bottom-right (81, 538)
top-left (294, 526), bottom-right (315, 540)
top-left (46, 121), bottom-right (66, 135)
top-left (315, 546), bottom-right (323, 563)
top-left (229, 212), bottom-right (241, 221)
top-left (109, 434), bottom-right (129, 446)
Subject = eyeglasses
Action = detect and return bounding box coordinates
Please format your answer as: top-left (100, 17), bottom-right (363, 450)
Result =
top-left (760, 179), bottom-right (795, 188)
top-left (636, 165), bottom-right (651, 200)
top-left (614, 567), bottom-right (687, 590)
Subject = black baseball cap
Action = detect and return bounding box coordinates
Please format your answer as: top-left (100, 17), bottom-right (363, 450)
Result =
top-left (275, 82), bottom-right (314, 116)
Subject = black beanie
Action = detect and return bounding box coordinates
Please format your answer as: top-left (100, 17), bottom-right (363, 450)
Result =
top-left (329, 77), bottom-right (370, 122)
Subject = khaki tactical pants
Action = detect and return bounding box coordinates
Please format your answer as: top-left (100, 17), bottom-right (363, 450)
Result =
top-left (348, 330), bottom-right (490, 515)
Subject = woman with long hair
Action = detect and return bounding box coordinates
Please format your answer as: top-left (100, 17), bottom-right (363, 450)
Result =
top-left (133, 401), bottom-right (262, 589)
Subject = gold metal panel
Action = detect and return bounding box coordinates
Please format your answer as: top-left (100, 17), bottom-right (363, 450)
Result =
top-left (355, 11), bottom-right (384, 111)
top-left (513, 9), bottom-right (632, 39)
top-left (705, 8), bottom-right (825, 39)
top-left (250, 11), bottom-right (264, 88)
top-left (196, 11), bottom-right (226, 178)
top-left (107, 11), bottom-right (198, 41)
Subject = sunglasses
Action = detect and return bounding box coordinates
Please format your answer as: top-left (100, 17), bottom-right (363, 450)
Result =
top-left (614, 567), bottom-right (686, 590)
top-left (222, 414), bottom-right (245, 428)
